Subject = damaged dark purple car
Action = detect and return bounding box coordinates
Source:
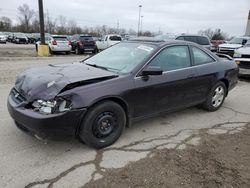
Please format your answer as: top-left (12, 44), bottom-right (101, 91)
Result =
top-left (7, 40), bottom-right (239, 148)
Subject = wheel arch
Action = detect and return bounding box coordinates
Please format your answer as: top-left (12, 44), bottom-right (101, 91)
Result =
top-left (75, 96), bottom-right (131, 137)
top-left (218, 78), bottom-right (229, 96)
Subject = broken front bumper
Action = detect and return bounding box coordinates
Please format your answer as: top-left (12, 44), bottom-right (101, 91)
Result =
top-left (7, 94), bottom-right (87, 141)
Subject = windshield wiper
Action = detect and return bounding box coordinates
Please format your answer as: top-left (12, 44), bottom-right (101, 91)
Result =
top-left (85, 63), bottom-right (108, 70)
top-left (86, 63), bottom-right (122, 72)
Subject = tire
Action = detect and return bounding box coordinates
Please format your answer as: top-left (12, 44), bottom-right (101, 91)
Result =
top-left (49, 48), bottom-right (53, 55)
top-left (66, 51), bottom-right (70, 55)
top-left (203, 81), bottom-right (227, 111)
top-left (79, 101), bottom-right (126, 149)
top-left (92, 48), bottom-right (98, 54)
top-left (75, 47), bottom-right (80, 55)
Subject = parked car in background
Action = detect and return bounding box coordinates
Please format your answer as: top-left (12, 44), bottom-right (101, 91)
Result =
top-left (0, 32), bottom-right (7, 43)
top-left (25, 33), bottom-right (36, 44)
top-left (211, 40), bottom-right (224, 52)
top-left (96, 34), bottom-right (122, 50)
top-left (154, 34), bottom-right (176, 41)
top-left (35, 35), bottom-right (71, 54)
top-left (175, 35), bottom-right (212, 50)
top-left (49, 35), bottom-right (71, 54)
top-left (234, 39), bottom-right (250, 75)
top-left (12, 33), bottom-right (28, 44)
top-left (7, 39), bottom-right (238, 148)
top-left (218, 36), bottom-right (249, 57)
top-left (71, 34), bottom-right (97, 54)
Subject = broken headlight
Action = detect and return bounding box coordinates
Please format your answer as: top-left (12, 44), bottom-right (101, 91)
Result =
top-left (32, 98), bottom-right (71, 114)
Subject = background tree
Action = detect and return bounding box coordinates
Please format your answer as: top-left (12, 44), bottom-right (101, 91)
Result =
top-left (0, 17), bottom-right (12, 31)
top-left (198, 28), bottom-right (214, 39)
top-left (17, 4), bottom-right (35, 32)
top-left (56, 15), bottom-right (67, 34)
top-left (198, 28), bottom-right (229, 40)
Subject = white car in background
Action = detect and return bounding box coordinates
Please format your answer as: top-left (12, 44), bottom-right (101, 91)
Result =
top-left (36, 35), bottom-right (72, 54)
top-left (218, 36), bottom-right (249, 57)
top-left (96, 34), bottom-right (122, 50)
top-left (234, 40), bottom-right (250, 75)
top-left (0, 32), bottom-right (8, 43)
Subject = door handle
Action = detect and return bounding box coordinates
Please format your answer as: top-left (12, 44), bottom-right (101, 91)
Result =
top-left (187, 74), bottom-right (195, 79)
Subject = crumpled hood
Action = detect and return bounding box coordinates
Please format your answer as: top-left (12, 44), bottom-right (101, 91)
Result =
top-left (219, 43), bottom-right (243, 49)
top-left (235, 46), bottom-right (250, 55)
top-left (15, 62), bottom-right (118, 102)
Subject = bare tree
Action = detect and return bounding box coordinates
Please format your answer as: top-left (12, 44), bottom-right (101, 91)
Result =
top-left (45, 12), bottom-right (57, 34)
top-left (56, 15), bottom-right (67, 34)
top-left (67, 19), bottom-right (80, 34)
top-left (0, 17), bottom-right (12, 31)
top-left (17, 4), bottom-right (35, 32)
top-left (198, 28), bottom-right (214, 39)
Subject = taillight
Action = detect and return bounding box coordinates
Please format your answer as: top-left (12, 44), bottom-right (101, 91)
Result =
top-left (77, 41), bottom-right (83, 46)
top-left (68, 40), bottom-right (71, 45)
top-left (52, 40), bottom-right (57, 45)
top-left (93, 41), bottom-right (96, 46)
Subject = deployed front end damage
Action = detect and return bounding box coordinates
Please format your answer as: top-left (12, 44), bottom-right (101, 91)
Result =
top-left (7, 62), bottom-right (118, 140)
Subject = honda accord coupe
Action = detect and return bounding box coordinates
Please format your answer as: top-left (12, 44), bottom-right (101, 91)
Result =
top-left (7, 39), bottom-right (239, 148)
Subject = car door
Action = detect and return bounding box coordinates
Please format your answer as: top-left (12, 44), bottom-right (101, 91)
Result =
top-left (189, 46), bottom-right (218, 101)
top-left (134, 45), bottom-right (198, 117)
top-left (98, 36), bottom-right (107, 50)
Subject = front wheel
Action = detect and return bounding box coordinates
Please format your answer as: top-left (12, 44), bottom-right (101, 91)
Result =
top-left (78, 101), bottom-right (126, 149)
top-left (203, 81), bottom-right (227, 111)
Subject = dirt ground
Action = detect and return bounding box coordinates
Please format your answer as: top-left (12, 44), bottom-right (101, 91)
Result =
top-left (84, 124), bottom-right (250, 188)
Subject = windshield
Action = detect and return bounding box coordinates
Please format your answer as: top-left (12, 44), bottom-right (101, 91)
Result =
top-left (53, 36), bottom-right (68, 41)
top-left (229, 37), bottom-right (244, 44)
top-left (80, 36), bottom-right (93, 41)
top-left (84, 42), bottom-right (155, 74)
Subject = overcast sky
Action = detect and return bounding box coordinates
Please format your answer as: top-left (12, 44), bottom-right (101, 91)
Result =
top-left (0, 0), bottom-right (249, 36)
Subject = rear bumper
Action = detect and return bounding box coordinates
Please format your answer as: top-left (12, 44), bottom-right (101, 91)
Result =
top-left (7, 94), bottom-right (87, 141)
top-left (50, 46), bottom-right (72, 52)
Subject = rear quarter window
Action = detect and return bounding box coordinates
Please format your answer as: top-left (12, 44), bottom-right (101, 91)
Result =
top-left (53, 37), bottom-right (68, 41)
top-left (109, 36), bottom-right (122, 41)
top-left (192, 46), bottom-right (214, 65)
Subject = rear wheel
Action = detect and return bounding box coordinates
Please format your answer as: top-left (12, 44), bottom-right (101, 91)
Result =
top-left (49, 48), bottom-right (53, 54)
top-left (78, 101), bottom-right (126, 149)
top-left (75, 47), bottom-right (80, 54)
top-left (203, 81), bottom-right (227, 111)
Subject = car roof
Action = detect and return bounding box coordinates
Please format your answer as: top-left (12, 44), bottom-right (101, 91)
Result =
top-left (127, 38), bottom-right (198, 46)
top-left (176, 34), bottom-right (209, 38)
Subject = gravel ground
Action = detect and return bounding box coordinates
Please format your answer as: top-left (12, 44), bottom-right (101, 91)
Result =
top-left (84, 124), bottom-right (250, 188)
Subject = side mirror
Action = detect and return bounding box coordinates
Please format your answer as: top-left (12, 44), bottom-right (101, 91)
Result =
top-left (141, 66), bottom-right (163, 76)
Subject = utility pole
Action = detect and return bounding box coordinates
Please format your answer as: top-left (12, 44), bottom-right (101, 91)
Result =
top-left (117, 20), bottom-right (120, 34)
top-left (137, 5), bottom-right (142, 37)
top-left (140, 16), bottom-right (144, 35)
top-left (38, 0), bottom-right (45, 45)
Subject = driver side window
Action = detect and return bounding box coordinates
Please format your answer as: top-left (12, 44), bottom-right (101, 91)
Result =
top-left (149, 46), bottom-right (191, 72)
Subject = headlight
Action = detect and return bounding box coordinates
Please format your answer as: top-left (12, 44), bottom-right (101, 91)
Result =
top-left (32, 98), bottom-right (71, 114)
top-left (233, 52), bottom-right (242, 58)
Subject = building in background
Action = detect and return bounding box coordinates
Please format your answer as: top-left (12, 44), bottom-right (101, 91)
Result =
top-left (246, 10), bottom-right (250, 36)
